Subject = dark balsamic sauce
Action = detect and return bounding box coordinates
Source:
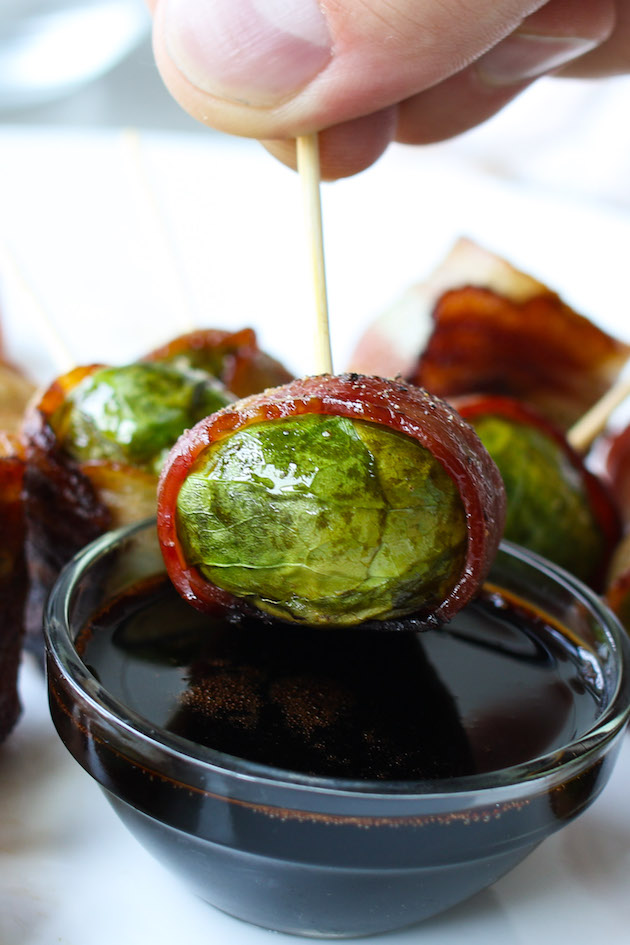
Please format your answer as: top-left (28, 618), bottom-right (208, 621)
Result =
top-left (59, 574), bottom-right (617, 935)
top-left (78, 577), bottom-right (602, 780)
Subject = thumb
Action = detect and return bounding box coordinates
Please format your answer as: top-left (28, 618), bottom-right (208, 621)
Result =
top-left (151, 0), bottom-right (547, 135)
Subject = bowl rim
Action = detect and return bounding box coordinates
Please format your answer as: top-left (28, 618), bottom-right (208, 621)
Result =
top-left (44, 517), bottom-right (630, 801)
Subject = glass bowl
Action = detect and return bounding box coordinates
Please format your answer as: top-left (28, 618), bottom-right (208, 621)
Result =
top-left (44, 518), bottom-right (630, 938)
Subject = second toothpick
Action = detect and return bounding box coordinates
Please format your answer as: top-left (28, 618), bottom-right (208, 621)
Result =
top-left (296, 133), bottom-right (333, 375)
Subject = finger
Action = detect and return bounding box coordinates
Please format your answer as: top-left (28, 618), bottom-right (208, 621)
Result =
top-left (395, 0), bottom-right (614, 146)
top-left (150, 0), bottom-right (550, 140)
top-left (558, 0), bottom-right (630, 75)
top-left (305, 0), bottom-right (613, 176)
top-left (262, 0), bottom-right (612, 177)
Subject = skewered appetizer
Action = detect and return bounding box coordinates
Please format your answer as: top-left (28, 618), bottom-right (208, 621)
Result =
top-left (158, 374), bottom-right (506, 629)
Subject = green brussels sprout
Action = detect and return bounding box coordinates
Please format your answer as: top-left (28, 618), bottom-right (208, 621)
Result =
top-left (52, 362), bottom-right (232, 476)
top-left (471, 414), bottom-right (604, 583)
top-left (175, 413), bottom-right (467, 626)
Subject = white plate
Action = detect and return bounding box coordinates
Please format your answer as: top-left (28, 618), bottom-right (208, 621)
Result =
top-left (1, 129), bottom-right (630, 945)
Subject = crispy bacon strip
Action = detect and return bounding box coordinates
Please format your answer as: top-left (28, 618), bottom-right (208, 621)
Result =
top-left (348, 238), bottom-right (553, 379)
top-left (158, 374), bottom-right (506, 627)
top-left (412, 287), bottom-right (629, 431)
top-left (0, 434), bottom-right (28, 741)
top-left (145, 327), bottom-right (293, 398)
top-left (349, 240), bottom-right (629, 431)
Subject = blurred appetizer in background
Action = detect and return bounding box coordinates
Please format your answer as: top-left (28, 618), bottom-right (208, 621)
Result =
top-left (0, 437), bottom-right (29, 742)
top-left (601, 424), bottom-right (630, 629)
top-left (350, 239), bottom-right (628, 591)
top-left (21, 328), bottom-right (293, 651)
top-left (144, 327), bottom-right (292, 398)
top-left (349, 238), bottom-right (630, 430)
top-left (50, 361), bottom-right (232, 477)
top-left (456, 395), bottom-right (620, 588)
top-left (0, 330), bottom-right (35, 741)
top-left (158, 374), bottom-right (506, 630)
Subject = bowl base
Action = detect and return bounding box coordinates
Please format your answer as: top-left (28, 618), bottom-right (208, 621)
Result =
top-left (107, 792), bottom-right (539, 938)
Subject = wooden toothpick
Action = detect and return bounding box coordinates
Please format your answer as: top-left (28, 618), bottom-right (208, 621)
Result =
top-left (567, 371), bottom-right (630, 452)
top-left (296, 134), bottom-right (333, 375)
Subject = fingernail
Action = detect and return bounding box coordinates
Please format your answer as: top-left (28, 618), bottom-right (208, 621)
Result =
top-left (476, 32), bottom-right (598, 86)
top-left (163, 0), bottom-right (332, 106)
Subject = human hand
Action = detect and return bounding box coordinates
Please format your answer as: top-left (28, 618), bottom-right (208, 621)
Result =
top-left (147, 1), bottom-right (628, 179)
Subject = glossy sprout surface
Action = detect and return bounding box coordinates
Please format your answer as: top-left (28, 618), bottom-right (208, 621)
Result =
top-left (53, 363), bottom-right (232, 476)
top-left (175, 414), bottom-right (467, 626)
top-left (472, 414), bottom-right (604, 583)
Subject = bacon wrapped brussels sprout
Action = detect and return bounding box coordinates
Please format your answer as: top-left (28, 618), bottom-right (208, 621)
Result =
top-left (158, 375), bottom-right (506, 629)
top-left (22, 360), bottom-right (230, 654)
top-left (0, 347), bottom-right (35, 696)
top-left (457, 396), bottom-right (620, 588)
top-left (598, 423), bottom-right (630, 629)
top-left (145, 327), bottom-right (293, 398)
top-left (0, 434), bottom-right (28, 741)
top-left (51, 361), bottom-right (232, 476)
top-left (22, 327), bottom-right (294, 653)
